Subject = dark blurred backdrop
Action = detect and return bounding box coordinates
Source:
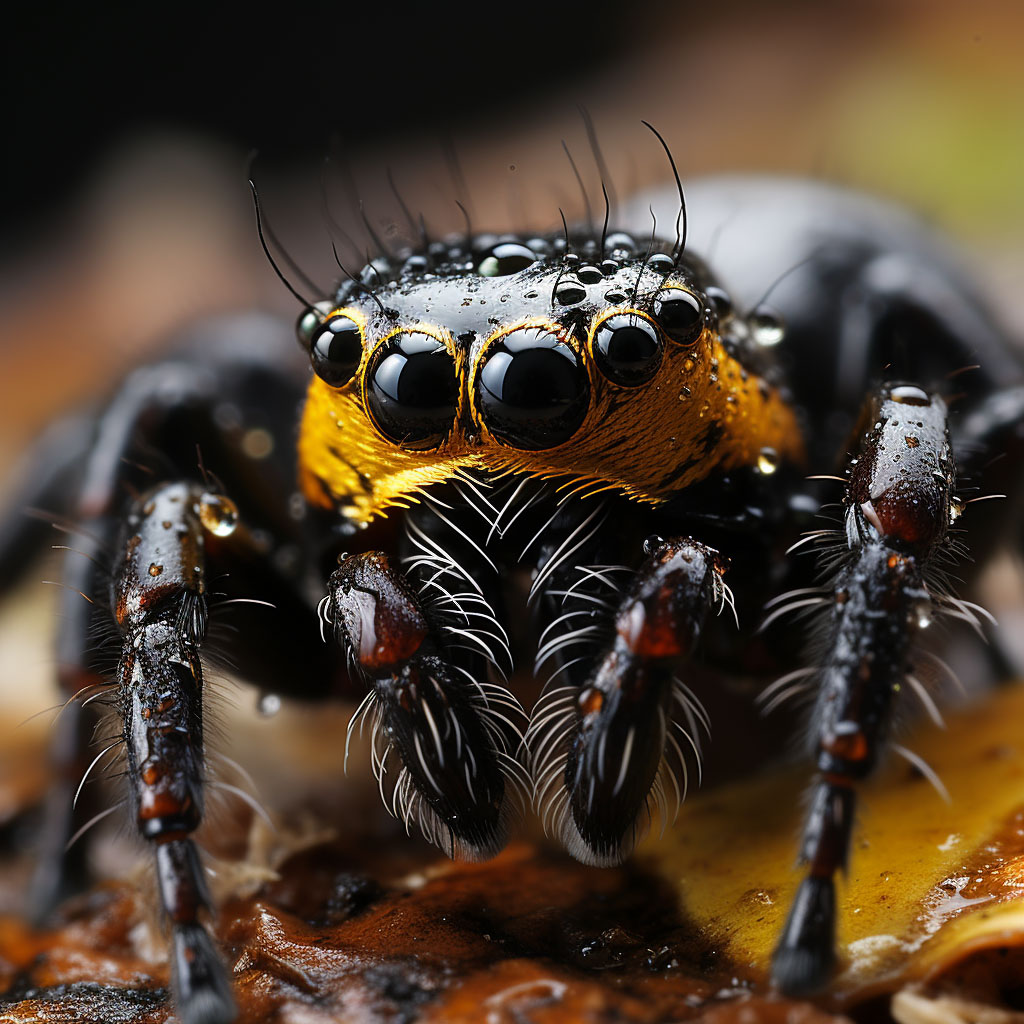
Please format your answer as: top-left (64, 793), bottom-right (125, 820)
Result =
top-left (2, 0), bottom-right (1022, 472)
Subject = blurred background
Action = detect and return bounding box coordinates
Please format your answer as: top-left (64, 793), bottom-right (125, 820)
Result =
top-left (2, 0), bottom-right (1022, 472)
top-left (1, 0), bottom-right (1022, 854)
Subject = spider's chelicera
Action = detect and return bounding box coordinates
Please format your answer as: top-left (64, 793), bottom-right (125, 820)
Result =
top-left (5, 171), bottom-right (1024, 1024)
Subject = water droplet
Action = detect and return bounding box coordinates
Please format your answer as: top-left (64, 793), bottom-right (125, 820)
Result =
top-left (555, 281), bottom-right (587, 306)
top-left (757, 448), bottom-right (779, 475)
top-left (198, 493), bottom-right (239, 537)
top-left (604, 289), bottom-right (627, 303)
top-left (604, 231), bottom-right (635, 254)
top-left (890, 385), bottom-right (930, 406)
top-left (577, 265), bottom-right (603, 284)
top-left (750, 305), bottom-right (784, 346)
top-left (905, 435), bottom-right (919, 449)
top-left (949, 497), bottom-right (965, 523)
top-left (259, 693), bottom-right (282, 717)
top-left (678, 387), bottom-right (691, 399)
top-left (643, 534), bottom-right (665, 556)
top-left (647, 253), bottom-right (674, 273)
top-left (148, 562), bottom-right (163, 577)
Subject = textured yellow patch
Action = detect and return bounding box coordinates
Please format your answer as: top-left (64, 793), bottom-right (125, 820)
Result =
top-left (298, 320), bottom-right (805, 522)
top-left (642, 686), bottom-right (1024, 1006)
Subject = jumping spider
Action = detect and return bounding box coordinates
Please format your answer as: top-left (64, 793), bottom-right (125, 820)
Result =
top-left (3, 155), bottom-right (1022, 1024)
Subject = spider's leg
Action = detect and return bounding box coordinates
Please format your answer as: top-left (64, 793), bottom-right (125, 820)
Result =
top-left (528, 533), bottom-right (727, 866)
top-left (326, 551), bottom-right (527, 860)
top-left (25, 329), bottom-right (336, 920)
top-left (112, 481), bottom-right (236, 1024)
top-left (771, 383), bottom-right (957, 994)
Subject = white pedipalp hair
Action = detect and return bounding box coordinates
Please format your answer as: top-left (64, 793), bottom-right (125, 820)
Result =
top-left (526, 669), bottom-right (708, 868)
top-left (347, 662), bottom-right (530, 861)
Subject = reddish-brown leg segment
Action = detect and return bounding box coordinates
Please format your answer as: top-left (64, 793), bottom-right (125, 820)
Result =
top-left (113, 482), bottom-right (235, 1024)
top-left (772, 384), bottom-right (957, 994)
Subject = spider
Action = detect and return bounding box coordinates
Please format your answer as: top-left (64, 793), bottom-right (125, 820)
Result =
top-left (2, 134), bottom-right (1023, 1024)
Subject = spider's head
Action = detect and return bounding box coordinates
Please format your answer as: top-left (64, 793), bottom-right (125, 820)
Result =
top-left (296, 234), bottom-right (802, 523)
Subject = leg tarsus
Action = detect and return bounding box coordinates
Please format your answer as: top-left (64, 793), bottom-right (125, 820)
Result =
top-left (772, 876), bottom-right (837, 995)
top-left (171, 923), bottom-right (237, 1024)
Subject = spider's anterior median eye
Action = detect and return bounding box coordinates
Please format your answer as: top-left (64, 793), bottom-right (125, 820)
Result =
top-left (592, 312), bottom-right (662, 387)
top-left (365, 331), bottom-right (459, 449)
top-left (310, 315), bottom-right (364, 387)
top-left (653, 287), bottom-right (705, 345)
top-left (476, 327), bottom-right (590, 450)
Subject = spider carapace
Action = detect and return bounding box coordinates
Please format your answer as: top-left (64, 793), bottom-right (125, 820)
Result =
top-left (5, 170), bottom-right (1024, 1024)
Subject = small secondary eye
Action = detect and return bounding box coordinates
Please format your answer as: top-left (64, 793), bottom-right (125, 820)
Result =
top-left (310, 314), bottom-right (364, 387)
top-left (592, 312), bottom-right (662, 387)
top-left (478, 242), bottom-right (537, 277)
top-left (365, 332), bottom-right (459, 449)
top-left (653, 287), bottom-right (705, 345)
top-left (476, 327), bottom-right (590, 450)
top-left (296, 301), bottom-right (335, 348)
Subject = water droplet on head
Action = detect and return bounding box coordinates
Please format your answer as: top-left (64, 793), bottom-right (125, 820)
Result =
top-left (890, 385), bottom-right (930, 406)
top-left (647, 253), bottom-right (674, 274)
top-left (604, 231), bottom-right (635, 254)
top-left (577, 265), bottom-right (603, 284)
top-left (198, 493), bottom-right (239, 537)
top-left (750, 305), bottom-right (785, 346)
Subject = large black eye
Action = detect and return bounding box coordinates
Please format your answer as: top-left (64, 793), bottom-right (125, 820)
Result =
top-left (365, 331), bottom-right (459, 449)
top-left (592, 312), bottom-right (662, 387)
top-left (476, 327), bottom-right (590, 450)
top-left (310, 314), bottom-right (364, 387)
top-left (653, 288), bottom-right (705, 345)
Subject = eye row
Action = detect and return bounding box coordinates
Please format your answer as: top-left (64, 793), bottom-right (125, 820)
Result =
top-left (298, 288), bottom-right (707, 451)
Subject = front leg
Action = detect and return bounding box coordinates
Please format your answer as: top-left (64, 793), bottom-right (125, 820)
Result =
top-left (771, 383), bottom-right (958, 994)
top-left (528, 536), bottom-right (730, 865)
top-left (326, 551), bottom-right (528, 859)
top-left (114, 482), bottom-right (236, 1024)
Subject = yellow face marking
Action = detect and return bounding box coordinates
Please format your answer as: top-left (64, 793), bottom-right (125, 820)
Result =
top-left (298, 297), bottom-right (805, 523)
